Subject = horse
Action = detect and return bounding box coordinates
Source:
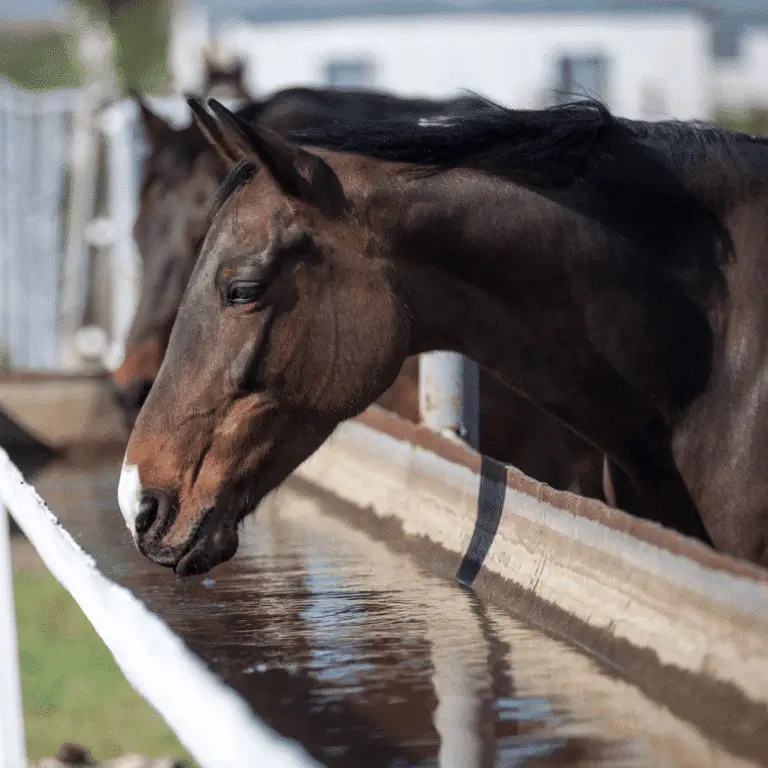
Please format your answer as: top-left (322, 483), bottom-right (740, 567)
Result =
top-left (200, 50), bottom-right (251, 102)
top-left (116, 94), bottom-right (767, 577)
top-left (112, 88), bottom-right (605, 498)
top-left (113, 87), bottom-right (490, 422)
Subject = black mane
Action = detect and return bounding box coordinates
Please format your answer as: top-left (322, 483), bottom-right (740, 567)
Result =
top-left (208, 97), bottom-right (618, 221)
top-left (287, 96), bottom-right (768, 180)
top-left (211, 96), bottom-right (768, 228)
top-left (282, 97), bottom-right (766, 294)
top-left (290, 97), bottom-right (614, 187)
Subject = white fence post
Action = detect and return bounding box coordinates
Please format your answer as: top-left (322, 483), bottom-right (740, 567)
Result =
top-left (0, 502), bottom-right (26, 768)
top-left (59, 85), bottom-right (100, 370)
top-left (419, 352), bottom-right (480, 449)
top-left (98, 101), bottom-right (141, 372)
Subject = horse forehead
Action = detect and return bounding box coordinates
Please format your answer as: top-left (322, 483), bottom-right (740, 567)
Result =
top-left (218, 187), bottom-right (283, 243)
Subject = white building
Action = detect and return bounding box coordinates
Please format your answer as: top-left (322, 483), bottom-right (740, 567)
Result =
top-left (714, 26), bottom-right (768, 110)
top-left (171, 1), bottom-right (714, 122)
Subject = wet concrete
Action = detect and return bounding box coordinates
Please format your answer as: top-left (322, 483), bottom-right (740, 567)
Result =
top-left (26, 452), bottom-right (758, 768)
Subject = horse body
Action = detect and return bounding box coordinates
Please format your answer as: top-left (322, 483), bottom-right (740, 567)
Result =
top-left (671, 190), bottom-right (768, 562)
top-left (114, 87), bottom-right (605, 497)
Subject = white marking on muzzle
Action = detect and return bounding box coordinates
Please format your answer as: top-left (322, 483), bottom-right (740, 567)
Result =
top-left (118, 458), bottom-right (142, 540)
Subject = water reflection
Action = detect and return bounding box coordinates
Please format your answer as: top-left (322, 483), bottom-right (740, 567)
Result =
top-left (28, 459), bottom-right (753, 768)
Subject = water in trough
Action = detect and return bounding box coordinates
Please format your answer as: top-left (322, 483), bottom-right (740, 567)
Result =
top-left (27, 450), bottom-right (755, 768)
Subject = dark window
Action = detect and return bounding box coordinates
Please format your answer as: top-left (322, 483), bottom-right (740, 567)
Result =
top-left (325, 57), bottom-right (375, 89)
top-left (712, 22), bottom-right (743, 60)
top-left (554, 54), bottom-right (608, 104)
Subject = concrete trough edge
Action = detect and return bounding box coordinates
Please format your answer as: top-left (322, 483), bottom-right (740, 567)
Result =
top-left (0, 372), bottom-right (129, 449)
top-left (293, 407), bottom-right (768, 720)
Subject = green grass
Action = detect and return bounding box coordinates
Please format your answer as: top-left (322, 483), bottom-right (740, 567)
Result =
top-left (13, 567), bottom-right (196, 765)
top-left (715, 108), bottom-right (768, 137)
top-left (76, 0), bottom-right (172, 94)
top-left (0, 30), bottom-right (81, 91)
top-left (0, 1), bottom-right (170, 94)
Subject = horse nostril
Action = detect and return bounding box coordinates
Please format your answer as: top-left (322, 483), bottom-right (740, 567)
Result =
top-left (135, 494), bottom-right (159, 535)
top-left (135, 490), bottom-right (171, 538)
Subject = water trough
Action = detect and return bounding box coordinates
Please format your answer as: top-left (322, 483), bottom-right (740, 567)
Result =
top-left (1, 373), bottom-right (767, 765)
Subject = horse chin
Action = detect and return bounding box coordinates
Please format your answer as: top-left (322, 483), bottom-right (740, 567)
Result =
top-left (173, 522), bottom-right (240, 578)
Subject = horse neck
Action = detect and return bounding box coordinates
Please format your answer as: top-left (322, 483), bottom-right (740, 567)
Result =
top-left (379, 171), bottom-right (596, 357)
top-left (370, 168), bottom-right (705, 464)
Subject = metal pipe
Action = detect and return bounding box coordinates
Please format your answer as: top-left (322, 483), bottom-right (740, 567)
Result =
top-left (418, 352), bottom-right (480, 449)
top-left (0, 502), bottom-right (27, 768)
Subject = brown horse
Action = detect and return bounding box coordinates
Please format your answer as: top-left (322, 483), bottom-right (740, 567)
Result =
top-left (113, 90), bottom-right (605, 497)
top-left (113, 88), bottom-right (490, 421)
top-left (117, 95), bottom-right (767, 577)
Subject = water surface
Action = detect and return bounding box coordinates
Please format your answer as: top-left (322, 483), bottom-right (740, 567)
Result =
top-left (29, 453), bottom-right (754, 768)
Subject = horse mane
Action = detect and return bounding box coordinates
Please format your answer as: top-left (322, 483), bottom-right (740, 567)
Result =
top-left (205, 94), bottom-right (768, 223)
top-left (288, 95), bottom-right (768, 181)
top-left (284, 96), bottom-right (766, 294)
top-left (206, 97), bottom-right (616, 223)
top-left (288, 96), bottom-right (614, 187)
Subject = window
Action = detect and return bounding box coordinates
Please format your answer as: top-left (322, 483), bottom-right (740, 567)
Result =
top-left (712, 23), bottom-right (743, 60)
top-left (554, 54), bottom-right (608, 104)
top-left (325, 57), bottom-right (375, 89)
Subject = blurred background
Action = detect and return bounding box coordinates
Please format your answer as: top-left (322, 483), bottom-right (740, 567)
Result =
top-left (2, 0), bottom-right (768, 377)
top-left (2, 0), bottom-right (768, 378)
top-left (3, 0), bottom-right (768, 764)
top-left (5, 0), bottom-right (768, 122)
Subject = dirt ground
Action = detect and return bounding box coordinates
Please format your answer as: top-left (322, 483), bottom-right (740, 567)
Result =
top-left (11, 535), bottom-right (46, 573)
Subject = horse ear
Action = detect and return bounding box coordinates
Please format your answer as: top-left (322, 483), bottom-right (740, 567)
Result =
top-left (187, 97), bottom-right (249, 168)
top-left (207, 98), bottom-right (346, 215)
top-left (131, 90), bottom-right (173, 149)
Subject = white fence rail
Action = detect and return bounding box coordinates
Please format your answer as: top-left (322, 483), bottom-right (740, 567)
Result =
top-left (0, 448), bottom-right (322, 768)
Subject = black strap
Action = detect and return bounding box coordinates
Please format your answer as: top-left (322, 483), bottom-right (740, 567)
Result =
top-left (456, 455), bottom-right (507, 587)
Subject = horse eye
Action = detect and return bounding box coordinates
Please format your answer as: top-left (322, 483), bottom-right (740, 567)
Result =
top-left (225, 281), bottom-right (266, 306)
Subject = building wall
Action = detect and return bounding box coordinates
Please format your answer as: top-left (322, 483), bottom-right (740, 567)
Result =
top-left (216, 12), bottom-right (713, 120)
top-left (714, 27), bottom-right (768, 110)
